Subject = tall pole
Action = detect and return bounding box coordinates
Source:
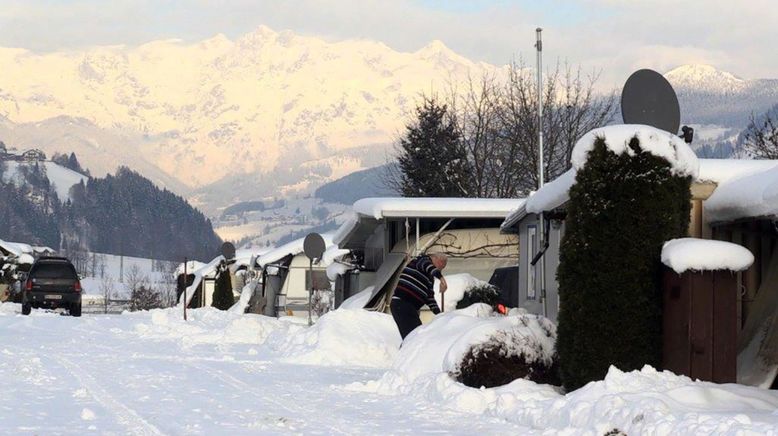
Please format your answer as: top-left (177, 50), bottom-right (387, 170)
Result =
top-left (183, 257), bottom-right (188, 321)
top-left (308, 259), bottom-right (313, 327)
top-left (536, 28), bottom-right (548, 318)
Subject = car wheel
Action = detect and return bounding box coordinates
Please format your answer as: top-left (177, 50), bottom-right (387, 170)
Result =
top-left (21, 303), bottom-right (31, 315)
top-left (70, 303), bottom-right (82, 317)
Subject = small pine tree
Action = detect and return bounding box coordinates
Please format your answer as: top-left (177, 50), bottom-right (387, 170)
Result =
top-left (396, 96), bottom-right (471, 197)
top-left (556, 136), bottom-right (691, 391)
top-left (211, 267), bottom-right (234, 310)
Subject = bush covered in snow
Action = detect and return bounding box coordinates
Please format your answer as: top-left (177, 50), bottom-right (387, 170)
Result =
top-left (557, 130), bottom-right (692, 391)
top-left (374, 305), bottom-right (557, 392)
top-left (451, 317), bottom-right (559, 388)
top-left (455, 283), bottom-right (501, 310)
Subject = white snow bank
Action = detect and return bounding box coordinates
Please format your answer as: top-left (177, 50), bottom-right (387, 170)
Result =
top-left (705, 165), bottom-right (778, 223)
top-left (353, 197), bottom-right (520, 219)
top-left (128, 306), bottom-right (399, 368)
top-left (432, 273), bottom-right (490, 312)
top-left (571, 124), bottom-right (699, 178)
top-left (340, 286), bottom-right (373, 310)
top-left (357, 348), bottom-right (778, 434)
top-left (372, 304), bottom-right (555, 389)
top-left (267, 309), bottom-right (400, 367)
top-left (662, 238), bottom-right (754, 273)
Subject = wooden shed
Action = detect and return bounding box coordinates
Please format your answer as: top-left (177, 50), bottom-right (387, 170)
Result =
top-left (661, 238), bottom-right (755, 383)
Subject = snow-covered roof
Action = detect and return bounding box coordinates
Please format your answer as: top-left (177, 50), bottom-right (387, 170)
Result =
top-left (661, 238), bottom-right (754, 274)
top-left (353, 197), bottom-right (522, 219)
top-left (571, 124), bottom-right (699, 178)
top-left (256, 233), bottom-right (335, 267)
top-left (705, 165), bottom-right (778, 224)
top-left (336, 197), bottom-right (524, 246)
top-left (500, 155), bottom-right (778, 229)
top-left (0, 239), bottom-right (34, 257)
top-left (697, 159), bottom-right (778, 184)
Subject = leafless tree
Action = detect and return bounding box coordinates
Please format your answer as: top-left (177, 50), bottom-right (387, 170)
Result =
top-left (743, 111), bottom-right (778, 159)
top-left (385, 60), bottom-right (616, 198)
top-left (100, 276), bottom-right (114, 314)
top-left (124, 264), bottom-right (148, 294)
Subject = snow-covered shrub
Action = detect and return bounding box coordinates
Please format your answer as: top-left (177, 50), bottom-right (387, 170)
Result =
top-left (557, 128), bottom-right (693, 391)
top-left (451, 316), bottom-right (559, 388)
top-left (376, 304), bottom-right (558, 391)
top-left (455, 283), bottom-right (501, 310)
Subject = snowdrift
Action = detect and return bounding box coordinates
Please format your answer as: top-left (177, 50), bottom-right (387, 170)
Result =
top-left (350, 303), bottom-right (778, 434)
top-left (371, 304), bottom-right (556, 391)
top-left (128, 306), bottom-right (400, 368)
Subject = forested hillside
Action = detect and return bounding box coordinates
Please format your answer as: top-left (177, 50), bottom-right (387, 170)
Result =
top-left (0, 157), bottom-right (221, 261)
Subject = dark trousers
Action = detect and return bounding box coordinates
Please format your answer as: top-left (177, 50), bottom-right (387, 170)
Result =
top-left (390, 297), bottom-right (422, 340)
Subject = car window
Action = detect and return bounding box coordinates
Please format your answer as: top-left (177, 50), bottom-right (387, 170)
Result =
top-left (31, 263), bottom-right (78, 280)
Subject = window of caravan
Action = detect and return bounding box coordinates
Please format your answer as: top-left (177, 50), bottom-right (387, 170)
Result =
top-left (527, 224), bottom-right (537, 299)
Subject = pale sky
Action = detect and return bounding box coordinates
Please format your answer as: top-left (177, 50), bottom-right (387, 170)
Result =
top-left (1, 0), bottom-right (776, 88)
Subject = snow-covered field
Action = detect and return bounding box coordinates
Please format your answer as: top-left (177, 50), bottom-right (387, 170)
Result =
top-left (1, 303), bottom-right (778, 435)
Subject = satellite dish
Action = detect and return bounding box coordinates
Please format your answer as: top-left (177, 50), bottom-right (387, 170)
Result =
top-left (221, 242), bottom-right (236, 260)
top-left (621, 69), bottom-right (681, 134)
top-left (303, 233), bottom-right (326, 261)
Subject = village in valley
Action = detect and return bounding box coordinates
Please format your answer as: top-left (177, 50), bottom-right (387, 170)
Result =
top-left (2, 1), bottom-right (778, 435)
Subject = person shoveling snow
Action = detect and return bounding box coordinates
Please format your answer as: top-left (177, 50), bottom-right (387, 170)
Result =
top-left (390, 253), bottom-right (448, 340)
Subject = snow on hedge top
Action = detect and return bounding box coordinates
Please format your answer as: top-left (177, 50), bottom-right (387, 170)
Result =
top-left (705, 165), bottom-right (778, 223)
top-left (353, 197), bottom-right (521, 219)
top-left (571, 124), bottom-right (699, 178)
top-left (662, 238), bottom-right (754, 273)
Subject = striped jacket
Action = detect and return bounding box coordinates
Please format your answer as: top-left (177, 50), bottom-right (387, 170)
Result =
top-left (393, 255), bottom-right (442, 314)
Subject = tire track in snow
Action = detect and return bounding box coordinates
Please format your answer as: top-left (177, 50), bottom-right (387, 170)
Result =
top-left (188, 362), bottom-right (351, 435)
top-left (53, 355), bottom-right (166, 436)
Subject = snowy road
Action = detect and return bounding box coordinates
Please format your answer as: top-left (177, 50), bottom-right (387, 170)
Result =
top-left (0, 305), bottom-right (533, 435)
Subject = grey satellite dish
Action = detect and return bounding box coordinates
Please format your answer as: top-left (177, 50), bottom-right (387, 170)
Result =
top-left (621, 69), bottom-right (681, 134)
top-left (221, 242), bottom-right (236, 260)
top-left (303, 233), bottom-right (326, 261)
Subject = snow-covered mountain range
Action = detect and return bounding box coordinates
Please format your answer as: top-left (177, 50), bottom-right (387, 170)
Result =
top-left (666, 64), bottom-right (778, 128)
top-left (0, 26), bottom-right (499, 213)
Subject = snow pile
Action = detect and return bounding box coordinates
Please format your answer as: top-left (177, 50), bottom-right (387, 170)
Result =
top-left (571, 124), bottom-right (699, 178)
top-left (357, 319), bottom-right (778, 434)
top-left (267, 308), bottom-right (400, 367)
top-left (127, 306), bottom-right (399, 368)
top-left (130, 307), bottom-right (304, 348)
top-left (372, 304), bottom-right (555, 391)
top-left (662, 238), bottom-right (754, 273)
top-left (705, 165), bottom-right (778, 223)
top-left (433, 273), bottom-right (490, 312)
top-left (340, 286), bottom-right (374, 310)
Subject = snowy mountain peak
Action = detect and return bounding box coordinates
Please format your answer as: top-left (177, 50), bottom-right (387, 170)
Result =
top-left (0, 27), bottom-right (499, 197)
top-left (664, 64), bottom-right (745, 91)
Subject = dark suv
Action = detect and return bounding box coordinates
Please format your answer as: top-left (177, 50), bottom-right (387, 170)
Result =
top-left (22, 257), bottom-right (82, 316)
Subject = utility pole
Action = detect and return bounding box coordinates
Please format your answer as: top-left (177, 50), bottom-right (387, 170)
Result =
top-left (183, 257), bottom-right (188, 321)
top-left (536, 27), bottom-right (548, 318)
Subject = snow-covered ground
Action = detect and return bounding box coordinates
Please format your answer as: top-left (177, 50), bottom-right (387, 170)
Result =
top-left (1, 303), bottom-right (778, 435)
